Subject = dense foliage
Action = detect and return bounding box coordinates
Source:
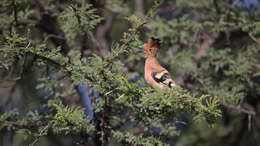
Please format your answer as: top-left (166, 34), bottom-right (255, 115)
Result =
top-left (0, 0), bottom-right (259, 146)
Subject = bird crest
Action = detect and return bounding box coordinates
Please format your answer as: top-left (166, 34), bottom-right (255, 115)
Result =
top-left (144, 37), bottom-right (160, 58)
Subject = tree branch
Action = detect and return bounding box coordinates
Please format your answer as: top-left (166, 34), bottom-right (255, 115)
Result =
top-left (0, 120), bottom-right (27, 127)
top-left (134, 0), bottom-right (144, 15)
top-left (194, 0), bottom-right (240, 61)
top-left (96, 2), bottom-right (160, 75)
top-left (193, 75), bottom-right (256, 116)
top-left (34, 0), bottom-right (70, 56)
top-left (248, 61), bottom-right (260, 69)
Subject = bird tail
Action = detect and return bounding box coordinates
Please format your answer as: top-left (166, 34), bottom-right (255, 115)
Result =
top-left (165, 78), bottom-right (177, 88)
top-left (152, 71), bottom-right (177, 88)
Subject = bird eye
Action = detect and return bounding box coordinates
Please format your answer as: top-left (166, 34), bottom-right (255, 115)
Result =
top-left (149, 49), bottom-right (152, 52)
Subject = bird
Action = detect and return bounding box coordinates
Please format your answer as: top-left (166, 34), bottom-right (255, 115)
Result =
top-left (144, 37), bottom-right (176, 89)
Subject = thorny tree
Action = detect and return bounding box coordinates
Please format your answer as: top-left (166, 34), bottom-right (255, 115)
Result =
top-left (0, 0), bottom-right (260, 146)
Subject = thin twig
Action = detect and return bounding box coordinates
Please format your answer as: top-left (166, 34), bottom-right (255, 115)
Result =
top-left (248, 61), bottom-right (260, 69)
top-left (98, 29), bottom-right (140, 74)
top-left (0, 48), bottom-right (62, 68)
top-left (29, 121), bottom-right (53, 146)
top-left (12, 0), bottom-right (18, 23)
top-left (9, 0), bottom-right (18, 34)
top-left (248, 115), bottom-right (252, 131)
top-left (248, 32), bottom-right (260, 45)
top-left (43, 34), bottom-right (65, 43)
top-left (69, 4), bottom-right (81, 25)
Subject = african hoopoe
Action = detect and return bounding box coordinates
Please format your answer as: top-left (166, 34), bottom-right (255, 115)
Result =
top-left (144, 38), bottom-right (177, 89)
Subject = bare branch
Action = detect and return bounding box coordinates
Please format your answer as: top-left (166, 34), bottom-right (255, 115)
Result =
top-left (222, 103), bottom-right (256, 115)
top-left (95, 13), bottom-right (115, 57)
top-left (194, 33), bottom-right (219, 61)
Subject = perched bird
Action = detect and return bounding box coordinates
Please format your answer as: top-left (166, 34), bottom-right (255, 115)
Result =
top-left (144, 38), bottom-right (176, 89)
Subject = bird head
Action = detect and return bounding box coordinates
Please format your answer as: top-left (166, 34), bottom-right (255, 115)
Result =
top-left (144, 37), bottom-right (160, 58)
